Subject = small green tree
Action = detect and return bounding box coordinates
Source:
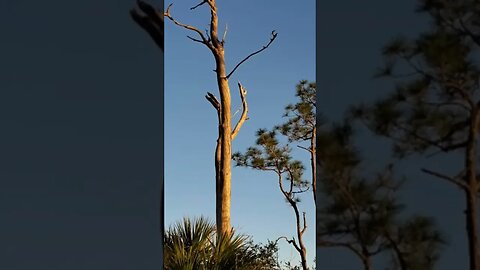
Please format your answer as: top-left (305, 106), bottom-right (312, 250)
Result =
top-left (275, 81), bottom-right (317, 203)
top-left (350, 1), bottom-right (480, 269)
top-left (234, 129), bottom-right (310, 270)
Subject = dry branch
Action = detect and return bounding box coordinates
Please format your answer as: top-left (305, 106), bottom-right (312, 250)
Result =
top-left (164, 3), bottom-right (214, 50)
top-left (226, 30), bottom-right (278, 79)
top-left (421, 168), bottom-right (469, 191)
top-left (231, 82), bottom-right (248, 140)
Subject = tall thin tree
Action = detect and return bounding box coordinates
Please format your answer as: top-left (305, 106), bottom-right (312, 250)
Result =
top-left (160, 0), bottom-right (276, 236)
top-left (234, 129), bottom-right (310, 270)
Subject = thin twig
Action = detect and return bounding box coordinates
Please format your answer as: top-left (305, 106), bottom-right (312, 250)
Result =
top-left (421, 168), bottom-right (468, 190)
top-left (190, 0), bottom-right (208, 10)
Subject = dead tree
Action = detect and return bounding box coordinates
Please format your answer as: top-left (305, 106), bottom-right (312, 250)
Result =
top-left (162, 0), bottom-right (277, 236)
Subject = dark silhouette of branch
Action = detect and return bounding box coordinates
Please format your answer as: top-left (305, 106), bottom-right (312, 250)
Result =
top-left (226, 30), bottom-right (278, 79)
top-left (421, 168), bottom-right (469, 191)
top-left (130, 0), bottom-right (164, 50)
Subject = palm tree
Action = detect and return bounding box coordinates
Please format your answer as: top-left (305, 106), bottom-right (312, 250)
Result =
top-left (163, 216), bottom-right (279, 270)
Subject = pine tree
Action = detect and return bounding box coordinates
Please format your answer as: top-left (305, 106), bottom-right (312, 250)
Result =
top-left (275, 81), bottom-right (317, 203)
top-left (233, 129), bottom-right (310, 270)
top-left (316, 121), bottom-right (444, 270)
top-left (351, 1), bottom-right (480, 269)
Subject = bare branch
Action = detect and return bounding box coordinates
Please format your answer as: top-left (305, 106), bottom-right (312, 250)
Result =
top-left (190, 0), bottom-right (208, 10)
top-left (292, 186), bottom-right (310, 194)
top-left (421, 168), bottom-right (468, 190)
top-left (275, 236), bottom-right (301, 253)
top-left (221, 24), bottom-right (228, 44)
top-left (187, 35), bottom-right (205, 44)
top-left (205, 92), bottom-right (220, 111)
top-left (231, 82), bottom-right (249, 140)
top-left (300, 212), bottom-right (307, 235)
top-left (319, 240), bottom-right (364, 259)
top-left (297, 144), bottom-right (313, 153)
top-left (226, 30), bottom-right (278, 79)
top-left (164, 3), bottom-right (213, 50)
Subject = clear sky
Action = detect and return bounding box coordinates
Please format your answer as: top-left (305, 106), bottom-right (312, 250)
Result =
top-left (319, 0), bottom-right (470, 269)
top-left (164, 0), bottom-right (316, 267)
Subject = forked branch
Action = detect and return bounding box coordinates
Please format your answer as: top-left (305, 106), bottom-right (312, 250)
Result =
top-left (164, 3), bottom-right (214, 50)
top-left (276, 236), bottom-right (301, 253)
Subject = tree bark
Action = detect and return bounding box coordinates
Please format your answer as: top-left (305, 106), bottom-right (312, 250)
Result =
top-left (208, 0), bottom-right (233, 236)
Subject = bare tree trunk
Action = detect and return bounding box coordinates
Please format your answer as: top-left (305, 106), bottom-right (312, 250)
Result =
top-left (163, 0), bottom-right (274, 237)
top-left (292, 203), bottom-right (308, 270)
top-left (210, 5), bottom-right (233, 235)
top-left (466, 108), bottom-right (480, 270)
top-left (279, 172), bottom-right (309, 270)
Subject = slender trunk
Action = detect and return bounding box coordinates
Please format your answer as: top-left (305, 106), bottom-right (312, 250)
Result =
top-left (216, 55), bottom-right (232, 236)
top-left (361, 255), bottom-right (372, 270)
top-left (311, 126), bottom-right (316, 204)
top-left (292, 201), bottom-right (308, 270)
top-left (208, 0), bottom-right (232, 237)
top-left (466, 189), bottom-right (479, 270)
top-left (466, 109), bottom-right (479, 270)
top-left (385, 231), bottom-right (408, 270)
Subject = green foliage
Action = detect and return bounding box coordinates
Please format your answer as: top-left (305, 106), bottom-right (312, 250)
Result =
top-left (386, 216), bottom-right (446, 270)
top-left (275, 80), bottom-right (316, 143)
top-left (234, 81), bottom-right (315, 270)
top-left (317, 122), bottom-right (403, 255)
top-left (316, 121), bottom-right (445, 269)
top-left (233, 129), bottom-right (309, 194)
top-left (351, 13), bottom-right (478, 158)
top-left (163, 216), bottom-right (281, 270)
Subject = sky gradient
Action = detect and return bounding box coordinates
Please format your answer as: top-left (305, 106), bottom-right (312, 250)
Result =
top-left (164, 0), bottom-right (316, 267)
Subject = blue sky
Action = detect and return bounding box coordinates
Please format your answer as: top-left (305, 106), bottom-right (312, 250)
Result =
top-left (164, 0), bottom-right (316, 266)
